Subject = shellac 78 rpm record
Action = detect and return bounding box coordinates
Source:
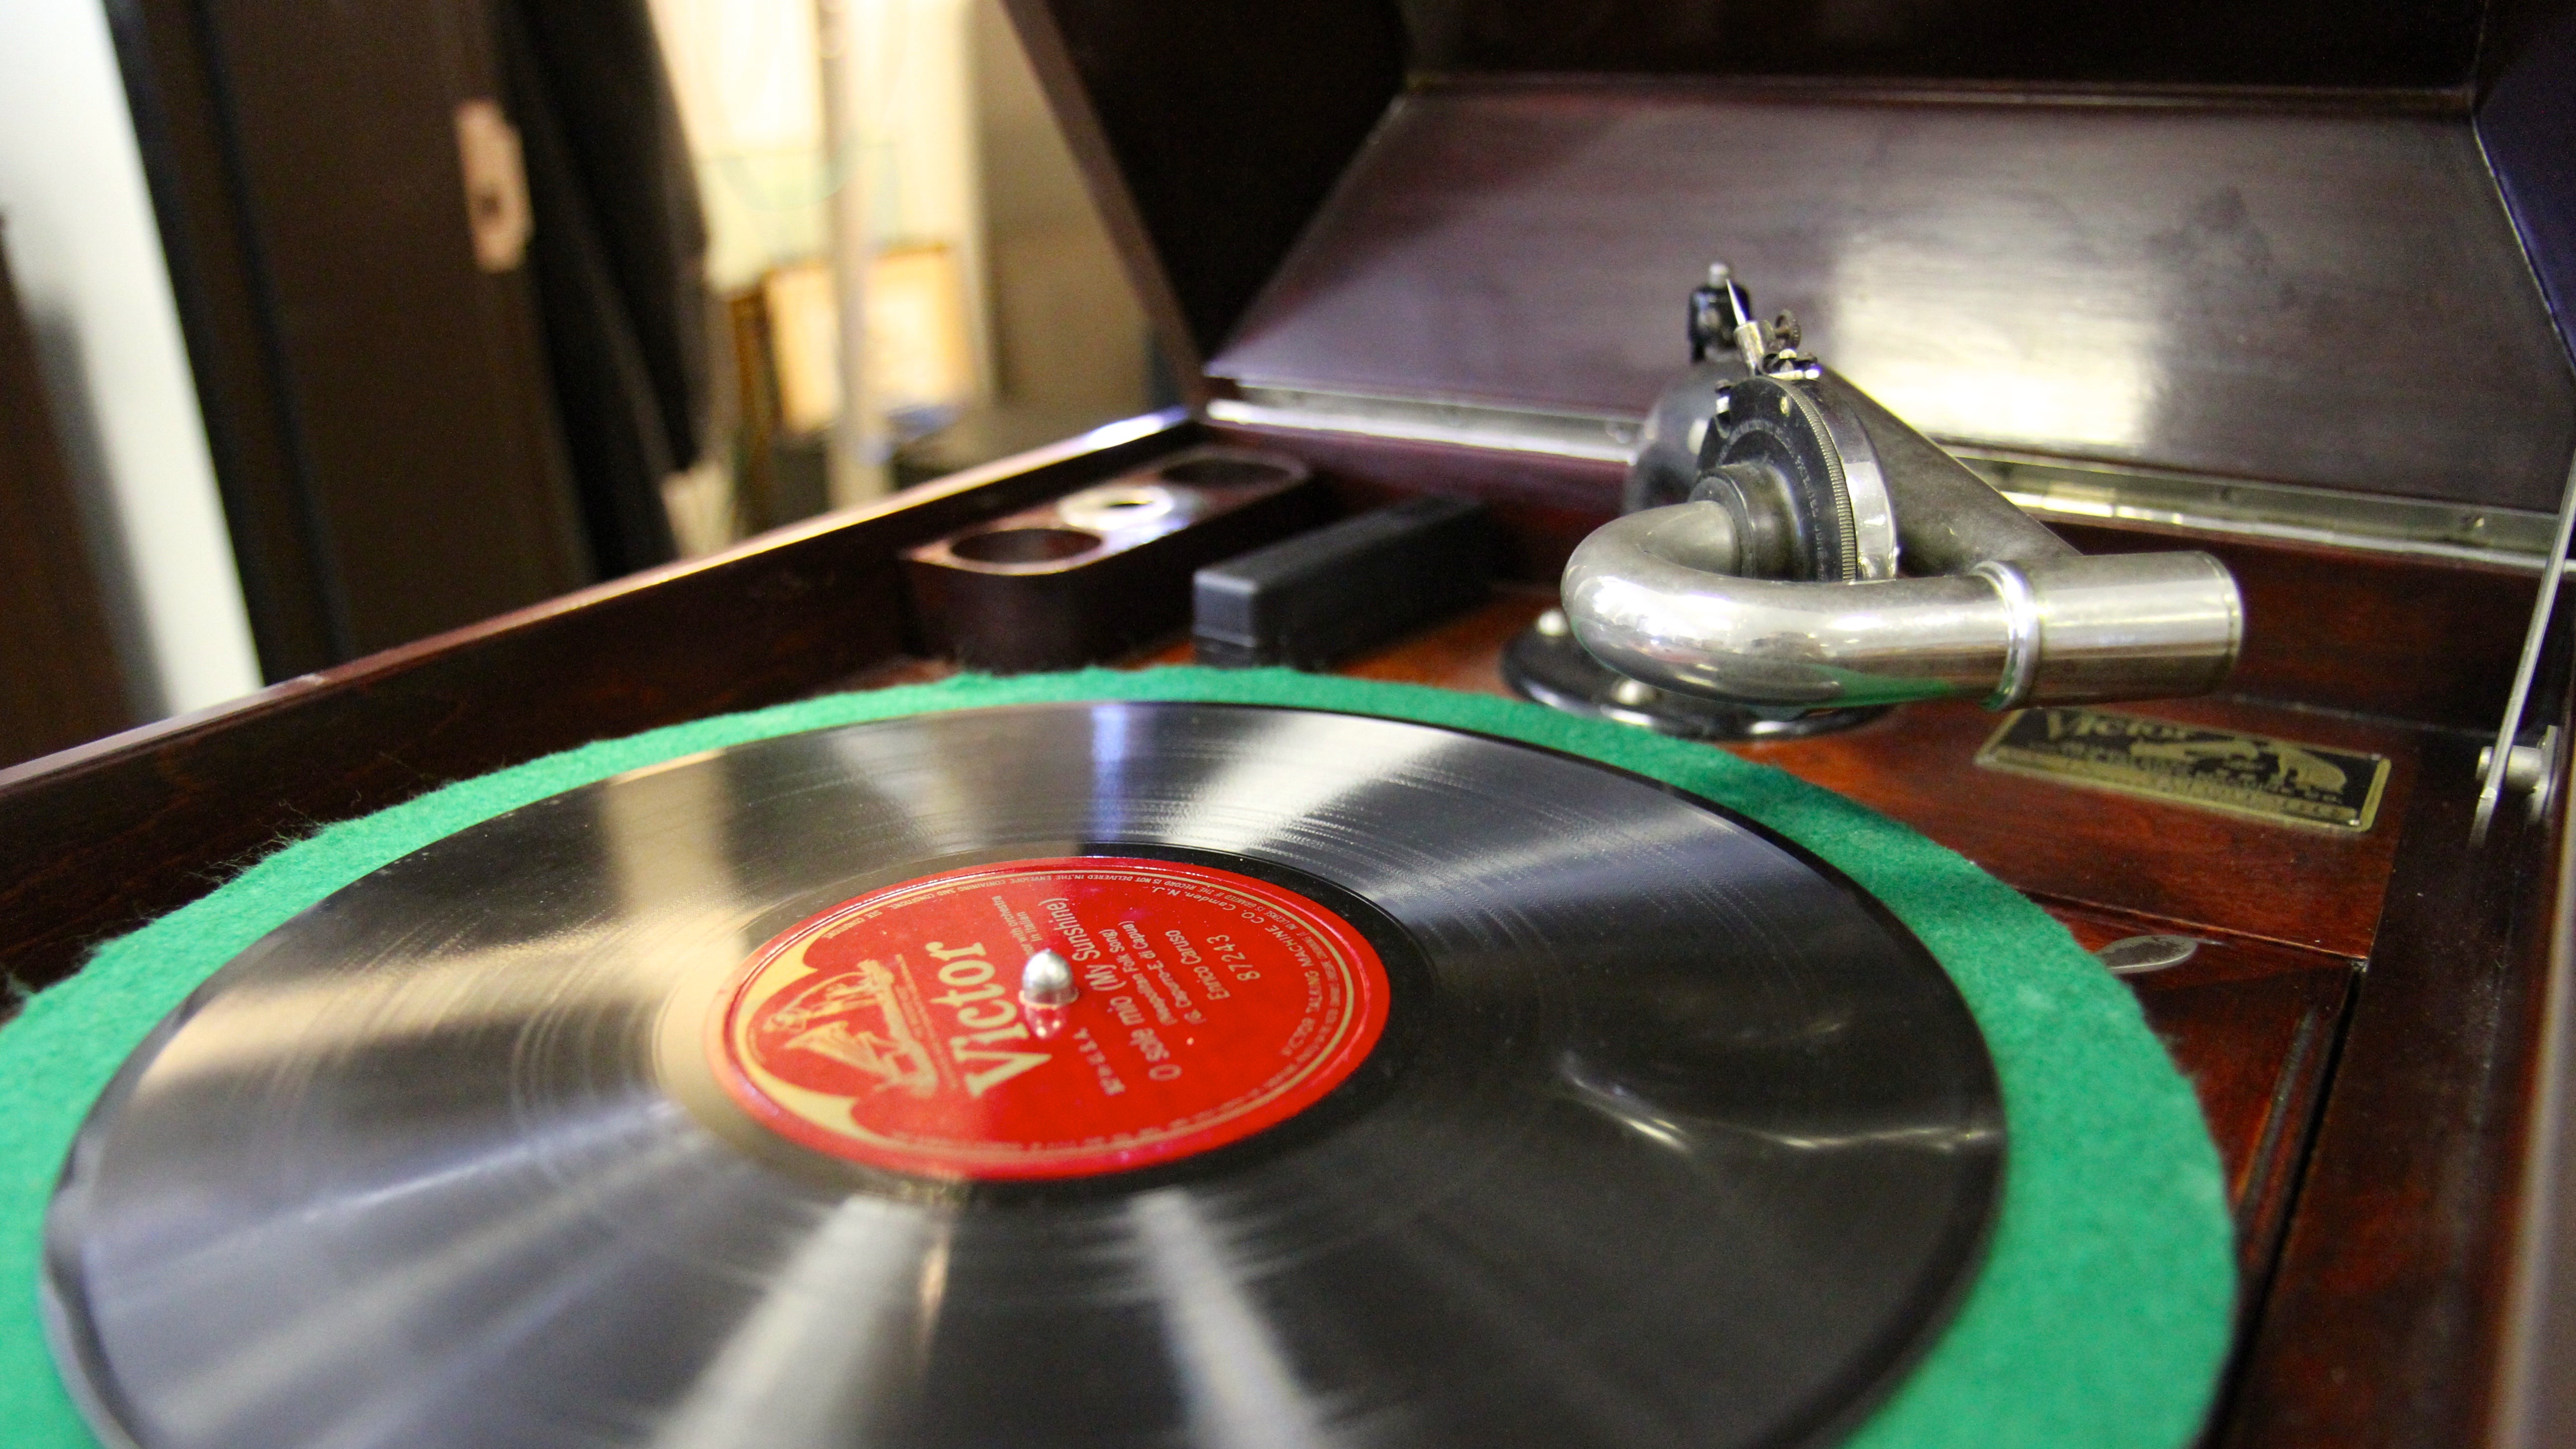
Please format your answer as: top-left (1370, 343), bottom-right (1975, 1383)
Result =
top-left (42, 702), bottom-right (2002, 1449)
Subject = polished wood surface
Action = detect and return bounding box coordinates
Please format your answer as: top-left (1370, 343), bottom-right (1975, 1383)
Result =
top-left (1212, 81), bottom-right (2574, 513)
top-left (2052, 906), bottom-right (2354, 1277)
top-left (2138, 959), bottom-right (2350, 1300)
top-left (1207, 420), bottom-right (1624, 584)
top-left (2218, 723), bottom-right (2568, 1449)
top-left (2056, 520), bottom-right (2535, 733)
top-left (1738, 695), bottom-right (2416, 959)
top-left (908, 456), bottom-right (1325, 671)
top-left (1135, 583), bottom-right (1556, 687)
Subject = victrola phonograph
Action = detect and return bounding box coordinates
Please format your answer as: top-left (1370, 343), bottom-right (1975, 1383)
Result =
top-left (5, 4), bottom-right (2576, 1448)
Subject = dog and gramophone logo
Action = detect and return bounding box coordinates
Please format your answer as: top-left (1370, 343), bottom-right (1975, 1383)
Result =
top-left (1977, 707), bottom-right (2389, 831)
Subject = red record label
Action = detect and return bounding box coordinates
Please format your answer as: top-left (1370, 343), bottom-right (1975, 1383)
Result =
top-left (708, 857), bottom-right (1392, 1179)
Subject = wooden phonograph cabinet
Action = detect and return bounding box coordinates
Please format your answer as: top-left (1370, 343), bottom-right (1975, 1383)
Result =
top-left (8, 3), bottom-right (2576, 1446)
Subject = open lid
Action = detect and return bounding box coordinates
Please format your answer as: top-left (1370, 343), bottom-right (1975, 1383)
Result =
top-left (1008, 2), bottom-right (2576, 520)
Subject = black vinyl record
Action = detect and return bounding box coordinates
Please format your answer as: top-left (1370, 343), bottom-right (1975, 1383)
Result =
top-left (43, 702), bottom-right (2002, 1449)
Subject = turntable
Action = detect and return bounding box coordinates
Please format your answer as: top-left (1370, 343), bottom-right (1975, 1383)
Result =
top-left (4, 6), bottom-right (2575, 1449)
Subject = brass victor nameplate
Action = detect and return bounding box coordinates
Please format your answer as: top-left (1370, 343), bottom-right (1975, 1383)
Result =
top-left (1975, 708), bottom-right (2390, 832)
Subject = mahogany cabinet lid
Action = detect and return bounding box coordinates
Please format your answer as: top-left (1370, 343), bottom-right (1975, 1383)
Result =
top-left (1011, 2), bottom-right (2572, 511)
top-left (1010, 0), bottom-right (2497, 367)
top-left (1209, 81), bottom-right (2576, 513)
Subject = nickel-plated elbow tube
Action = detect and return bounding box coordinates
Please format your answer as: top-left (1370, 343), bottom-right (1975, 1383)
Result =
top-left (1565, 268), bottom-right (2244, 715)
top-left (1562, 504), bottom-right (2243, 711)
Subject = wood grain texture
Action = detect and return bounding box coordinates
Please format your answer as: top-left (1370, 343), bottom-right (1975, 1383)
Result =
top-left (2051, 905), bottom-right (2354, 1275)
top-left (194, 0), bottom-right (588, 654)
top-left (1733, 694), bottom-right (2417, 959)
top-left (2053, 520), bottom-right (2537, 732)
top-left (1210, 81), bottom-right (2574, 513)
top-left (1206, 419), bottom-right (1624, 584)
top-left (1141, 584), bottom-right (1558, 690)
top-left (2215, 724), bottom-right (2568, 1449)
top-left (2144, 966), bottom-right (2349, 1275)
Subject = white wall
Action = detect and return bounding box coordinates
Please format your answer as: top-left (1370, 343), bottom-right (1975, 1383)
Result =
top-left (0, 0), bottom-right (261, 719)
top-left (650, 0), bottom-right (987, 316)
top-left (649, 0), bottom-right (832, 290)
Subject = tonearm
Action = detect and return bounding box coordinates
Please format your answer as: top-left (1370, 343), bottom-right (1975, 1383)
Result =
top-left (1561, 264), bottom-right (2245, 716)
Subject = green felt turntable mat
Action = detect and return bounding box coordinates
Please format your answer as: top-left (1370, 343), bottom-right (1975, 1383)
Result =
top-left (0, 668), bottom-right (2235, 1449)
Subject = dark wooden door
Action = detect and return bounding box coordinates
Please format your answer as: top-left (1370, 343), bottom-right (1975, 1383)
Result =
top-left (107, 0), bottom-right (592, 679)
top-left (0, 242), bottom-right (132, 768)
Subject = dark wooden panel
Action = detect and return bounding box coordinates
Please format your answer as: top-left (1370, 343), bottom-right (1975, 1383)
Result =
top-left (0, 246), bottom-right (132, 766)
top-left (2053, 521), bottom-right (2536, 732)
top-left (1006, 0), bottom-right (1407, 365)
top-left (1740, 696), bottom-right (2418, 958)
top-left (0, 417), bottom-right (1192, 1000)
top-left (1138, 582), bottom-right (1556, 687)
top-left (1335, 585), bottom-right (1554, 691)
top-left (2135, 965), bottom-right (2346, 1276)
top-left (1407, 0), bottom-right (2483, 89)
top-left (2219, 724), bottom-right (2567, 1449)
top-left (2052, 907), bottom-right (2355, 1275)
top-left (1214, 83), bottom-right (2576, 513)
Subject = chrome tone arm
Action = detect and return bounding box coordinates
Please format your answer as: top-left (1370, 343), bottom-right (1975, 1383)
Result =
top-left (1562, 264), bottom-right (2245, 716)
top-left (1563, 508), bottom-right (2240, 711)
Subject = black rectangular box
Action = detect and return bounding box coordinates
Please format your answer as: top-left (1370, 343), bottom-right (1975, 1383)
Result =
top-left (1193, 495), bottom-right (1494, 668)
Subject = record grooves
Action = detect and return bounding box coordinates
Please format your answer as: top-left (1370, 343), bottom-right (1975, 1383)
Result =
top-left (43, 702), bottom-right (2003, 1449)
